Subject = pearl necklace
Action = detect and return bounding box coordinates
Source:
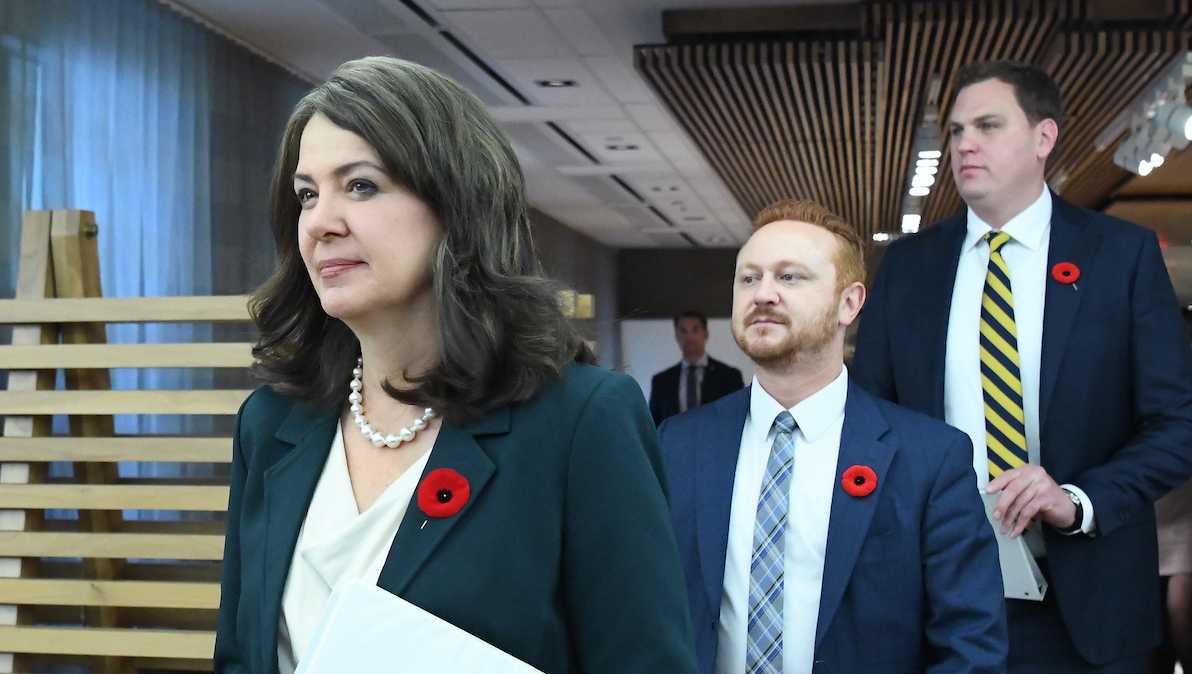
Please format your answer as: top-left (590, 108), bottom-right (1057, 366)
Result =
top-left (348, 357), bottom-right (436, 448)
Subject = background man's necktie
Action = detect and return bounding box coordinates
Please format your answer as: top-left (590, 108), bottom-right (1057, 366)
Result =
top-left (684, 364), bottom-right (698, 410)
top-left (980, 231), bottom-right (1028, 480)
top-left (747, 411), bottom-right (796, 674)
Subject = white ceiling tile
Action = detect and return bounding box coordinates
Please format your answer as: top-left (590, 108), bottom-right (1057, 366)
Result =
top-left (319, 0), bottom-right (413, 36)
top-left (496, 58), bottom-right (616, 106)
top-left (646, 231), bottom-right (699, 248)
top-left (426, 0), bottom-right (530, 8)
top-left (556, 163), bottom-right (679, 176)
top-left (522, 167), bottom-right (603, 206)
top-left (576, 131), bottom-right (665, 164)
top-left (443, 9), bottom-right (572, 59)
top-left (561, 118), bottom-right (640, 135)
top-left (583, 56), bottom-right (657, 104)
top-left (555, 207), bottom-right (637, 231)
top-left (532, 0), bottom-right (579, 8)
top-left (648, 130), bottom-right (698, 162)
top-left (624, 103), bottom-right (673, 132)
top-left (543, 9), bottom-right (616, 57)
top-left (504, 122), bottom-right (594, 166)
top-left (607, 231), bottom-right (670, 248)
top-left (489, 105), bottom-right (624, 122)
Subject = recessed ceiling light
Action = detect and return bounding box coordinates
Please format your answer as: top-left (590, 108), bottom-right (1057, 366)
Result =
top-left (535, 79), bottom-right (577, 88)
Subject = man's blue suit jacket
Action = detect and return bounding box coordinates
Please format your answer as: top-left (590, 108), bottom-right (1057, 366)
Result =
top-left (660, 381), bottom-right (1007, 674)
top-left (853, 195), bottom-right (1192, 665)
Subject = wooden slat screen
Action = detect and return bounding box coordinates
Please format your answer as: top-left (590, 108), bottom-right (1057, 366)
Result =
top-left (2, 209), bottom-right (598, 673)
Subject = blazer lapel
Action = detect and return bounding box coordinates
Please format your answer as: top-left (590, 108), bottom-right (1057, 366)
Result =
top-left (814, 385), bottom-right (897, 650)
top-left (921, 215), bottom-right (968, 418)
top-left (696, 389), bottom-right (751, 611)
top-left (376, 407), bottom-right (506, 595)
top-left (260, 404), bottom-right (339, 669)
top-left (1039, 196), bottom-right (1099, 427)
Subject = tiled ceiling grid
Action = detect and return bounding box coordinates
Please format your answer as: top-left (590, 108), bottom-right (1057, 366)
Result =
top-left (167, 0), bottom-right (758, 248)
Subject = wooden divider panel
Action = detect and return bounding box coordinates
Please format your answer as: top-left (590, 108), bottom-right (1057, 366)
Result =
top-left (0, 210), bottom-right (597, 673)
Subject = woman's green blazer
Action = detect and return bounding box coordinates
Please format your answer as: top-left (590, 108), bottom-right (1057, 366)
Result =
top-left (214, 362), bottom-right (699, 674)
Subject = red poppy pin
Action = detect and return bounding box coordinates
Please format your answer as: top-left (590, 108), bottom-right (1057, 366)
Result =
top-left (842, 465), bottom-right (878, 497)
top-left (1051, 262), bottom-right (1080, 285)
top-left (417, 468), bottom-right (470, 518)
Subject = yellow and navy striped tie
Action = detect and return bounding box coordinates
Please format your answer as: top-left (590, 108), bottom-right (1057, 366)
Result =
top-left (981, 231), bottom-right (1028, 480)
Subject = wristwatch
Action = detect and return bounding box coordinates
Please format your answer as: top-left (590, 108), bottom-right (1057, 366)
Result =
top-left (1055, 488), bottom-right (1084, 535)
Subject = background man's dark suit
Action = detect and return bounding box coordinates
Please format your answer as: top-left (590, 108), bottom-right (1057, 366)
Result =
top-left (852, 195), bottom-right (1192, 666)
top-left (661, 383), bottom-right (1006, 674)
top-left (649, 357), bottom-right (744, 426)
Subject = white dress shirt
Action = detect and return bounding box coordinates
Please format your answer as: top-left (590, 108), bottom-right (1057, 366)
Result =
top-left (277, 423), bottom-right (432, 673)
top-left (716, 367), bottom-right (848, 674)
top-left (944, 187), bottom-right (1094, 543)
top-left (679, 353), bottom-right (710, 412)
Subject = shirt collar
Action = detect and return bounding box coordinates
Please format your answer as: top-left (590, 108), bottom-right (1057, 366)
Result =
top-left (963, 186), bottom-right (1051, 253)
top-left (682, 353), bottom-right (709, 369)
top-left (748, 366), bottom-right (849, 444)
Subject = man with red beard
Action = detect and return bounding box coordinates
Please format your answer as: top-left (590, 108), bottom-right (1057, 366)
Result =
top-left (659, 199), bottom-right (1006, 674)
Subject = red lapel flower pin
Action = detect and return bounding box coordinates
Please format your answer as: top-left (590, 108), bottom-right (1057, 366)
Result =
top-left (1051, 262), bottom-right (1080, 288)
top-left (417, 468), bottom-right (470, 518)
top-left (842, 465), bottom-right (878, 497)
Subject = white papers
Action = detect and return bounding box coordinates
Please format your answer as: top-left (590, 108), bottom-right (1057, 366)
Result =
top-left (981, 492), bottom-right (1048, 601)
top-left (295, 580), bottom-right (545, 674)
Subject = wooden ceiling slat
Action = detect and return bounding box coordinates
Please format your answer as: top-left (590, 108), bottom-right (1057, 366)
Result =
top-left (864, 41), bottom-right (879, 229)
top-left (767, 43), bottom-right (818, 203)
top-left (709, 46), bottom-right (769, 211)
top-left (634, 0), bottom-right (1192, 239)
top-left (811, 45), bottom-right (847, 216)
top-left (792, 44), bottom-right (834, 208)
top-left (746, 45), bottom-right (801, 200)
top-left (644, 46), bottom-right (764, 210)
top-left (683, 54), bottom-right (766, 207)
top-left (781, 44), bottom-right (825, 211)
top-left (735, 43), bottom-right (806, 207)
top-left (831, 42), bottom-right (856, 223)
top-left (880, 3), bottom-right (908, 229)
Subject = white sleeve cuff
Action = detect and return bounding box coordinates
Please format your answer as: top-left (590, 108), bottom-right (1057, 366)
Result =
top-left (1060, 483), bottom-right (1096, 535)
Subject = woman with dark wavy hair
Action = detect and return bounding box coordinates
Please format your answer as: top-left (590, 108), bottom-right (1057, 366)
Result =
top-left (213, 57), bottom-right (697, 674)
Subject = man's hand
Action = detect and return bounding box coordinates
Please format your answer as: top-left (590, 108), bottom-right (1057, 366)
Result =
top-left (985, 465), bottom-right (1077, 537)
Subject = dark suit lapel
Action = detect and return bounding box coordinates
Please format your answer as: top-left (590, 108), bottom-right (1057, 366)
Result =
top-left (921, 215), bottom-right (968, 418)
top-left (260, 404), bottom-right (339, 668)
top-left (814, 385), bottom-right (897, 650)
top-left (696, 388), bottom-right (751, 610)
top-left (376, 408), bottom-right (507, 595)
top-left (1039, 197), bottom-right (1099, 427)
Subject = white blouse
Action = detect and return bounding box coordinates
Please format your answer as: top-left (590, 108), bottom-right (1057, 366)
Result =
top-left (277, 422), bottom-right (432, 674)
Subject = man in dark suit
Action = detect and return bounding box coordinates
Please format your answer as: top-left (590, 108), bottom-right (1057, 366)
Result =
top-left (661, 199), bottom-right (1006, 674)
top-left (650, 310), bottom-right (745, 425)
top-left (853, 60), bottom-right (1192, 674)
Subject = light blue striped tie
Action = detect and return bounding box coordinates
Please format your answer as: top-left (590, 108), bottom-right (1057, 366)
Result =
top-left (747, 411), bottom-right (795, 674)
